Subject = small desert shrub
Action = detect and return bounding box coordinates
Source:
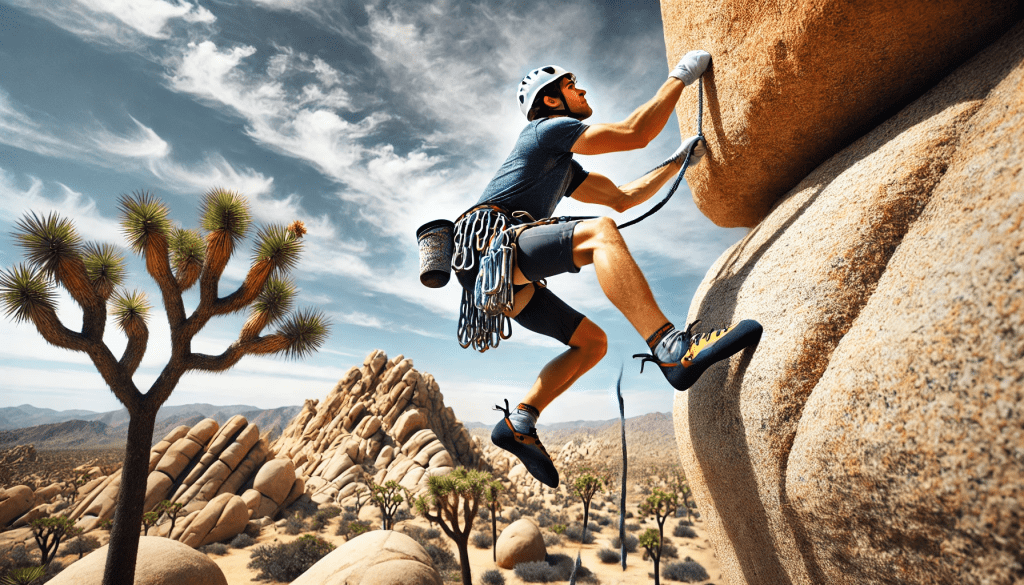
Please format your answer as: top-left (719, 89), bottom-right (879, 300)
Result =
top-left (525, 500), bottom-right (543, 514)
top-left (480, 569), bottom-right (505, 585)
top-left (593, 513), bottom-right (611, 526)
top-left (535, 511), bottom-right (554, 527)
top-left (393, 507), bottom-right (413, 523)
top-left (230, 533), bottom-right (256, 549)
top-left (471, 531), bottom-right (493, 549)
top-left (673, 524), bottom-right (697, 538)
top-left (514, 554), bottom-right (596, 583)
top-left (2, 565), bottom-right (46, 585)
top-left (317, 505), bottom-right (342, 519)
top-left (563, 524), bottom-right (595, 544)
top-left (611, 534), bottom-right (638, 553)
top-left (625, 522), bottom-right (641, 532)
top-left (243, 521), bottom-right (262, 539)
top-left (477, 507), bottom-right (490, 521)
top-left (0, 544), bottom-right (34, 573)
top-left (646, 540), bottom-right (678, 561)
top-left (662, 557), bottom-right (710, 582)
top-left (247, 534), bottom-right (335, 582)
top-left (201, 543), bottom-right (229, 556)
top-left (423, 543), bottom-right (458, 574)
top-left (340, 511), bottom-right (358, 523)
top-left (542, 532), bottom-right (562, 548)
top-left (597, 548), bottom-right (620, 564)
top-left (283, 512), bottom-right (306, 535)
top-left (506, 508), bottom-right (522, 522)
top-left (550, 524), bottom-right (566, 535)
top-left (403, 525), bottom-right (441, 546)
top-left (61, 534), bottom-right (101, 558)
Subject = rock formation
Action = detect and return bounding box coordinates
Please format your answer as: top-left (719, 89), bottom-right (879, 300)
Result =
top-left (291, 530), bottom-right (442, 585)
top-left (495, 518), bottom-right (546, 569)
top-left (272, 351), bottom-right (484, 507)
top-left (666, 10), bottom-right (1024, 585)
top-left (47, 536), bottom-right (228, 585)
top-left (64, 414), bottom-right (298, 547)
top-left (662, 0), bottom-right (1021, 227)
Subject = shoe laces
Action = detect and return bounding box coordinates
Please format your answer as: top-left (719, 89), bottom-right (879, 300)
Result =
top-left (632, 320), bottom-right (707, 372)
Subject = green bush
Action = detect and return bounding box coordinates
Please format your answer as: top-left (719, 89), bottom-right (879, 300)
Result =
top-left (563, 524), bottom-right (594, 544)
top-left (282, 512), bottom-right (306, 535)
top-left (471, 531), bottom-right (493, 549)
top-left (662, 557), bottom-right (709, 582)
top-left (597, 548), bottom-right (620, 564)
top-left (673, 524), bottom-right (697, 538)
top-left (513, 555), bottom-right (595, 583)
top-left (610, 534), bottom-right (638, 553)
top-left (422, 543), bottom-right (458, 574)
top-left (230, 533), bottom-right (256, 549)
top-left (247, 535), bottom-right (334, 582)
top-left (200, 543), bottom-right (229, 556)
top-left (60, 534), bottom-right (101, 558)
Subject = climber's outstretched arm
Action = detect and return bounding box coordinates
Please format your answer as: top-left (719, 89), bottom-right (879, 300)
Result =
top-left (571, 163), bottom-right (682, 213)
top-left (571, 50), bottom-right (710, 156)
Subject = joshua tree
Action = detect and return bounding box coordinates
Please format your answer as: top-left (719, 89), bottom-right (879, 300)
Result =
top-left (0, 190), bottom-right (329, 585)
top-left (483, 479), bottom-right (503, 562)
top-left (411, 468), bottom-right (494, 585)
top-left (569, 465), bottom-right (607, 535)
top-left (29, 515), bottom-right (77, 566)
top-left (368, 480), bottom-right (404, 530)
top-left (157, 500), bottom-right (184, 535)
top-left (638, 488), bottom-right (678, 585)
top-left (141, 512), bottom-right (159, 536)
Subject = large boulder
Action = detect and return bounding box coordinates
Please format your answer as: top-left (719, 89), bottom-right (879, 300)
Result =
top-left (0, 486), bottom-right (35, 528)
top-left (661, 0), bottom-right (1021, 227)
top-left (290, 530), bottom-right (442, 585)
top-left (47, 536), bottom-right (228, 585)
top-left (495, 518), bottom-right (546, 570)
top-left (673, 22), bottom-right (1024, 585)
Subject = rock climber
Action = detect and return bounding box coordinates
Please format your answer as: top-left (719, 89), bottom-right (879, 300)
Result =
top-left (451, 51), bottom-right (762, 488)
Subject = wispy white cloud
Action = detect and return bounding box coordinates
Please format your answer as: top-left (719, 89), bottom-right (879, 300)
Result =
top-left (5, 0), bottom-right (215, 49)
top-left (329, 311), bottom-right (387, 329)
top-left (0, 169), bottom-right (125, 244)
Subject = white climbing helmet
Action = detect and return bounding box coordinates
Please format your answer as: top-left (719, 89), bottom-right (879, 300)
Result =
top-left (517, 65), bottom-right (575, 119)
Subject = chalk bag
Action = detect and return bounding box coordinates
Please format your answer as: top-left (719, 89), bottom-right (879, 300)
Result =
top-left (416, 219), bottom-right (455, 288)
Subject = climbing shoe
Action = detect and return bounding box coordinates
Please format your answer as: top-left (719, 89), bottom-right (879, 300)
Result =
top-left (635, 319), bottom-right (763, 391)
top-left (491, 399), bottom-right (558, 488)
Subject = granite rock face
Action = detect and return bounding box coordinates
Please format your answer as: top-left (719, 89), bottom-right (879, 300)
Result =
top-left (661, 0), bottom-right (1021, 227)
top-left (272, 351), bottom-right (484, 506)
top-left (47, 536), bottom-right (228, 585)
top-left (290, 530), bottom-right (442, 585)
top-left (672, 21), bottom-right (1024, 585)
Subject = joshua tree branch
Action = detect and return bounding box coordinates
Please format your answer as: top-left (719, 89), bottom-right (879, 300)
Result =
top-left (213, 260), bottom-right (272, 316)
top-left (185, 334), bottom-right (289, 373)
top-left (144, 235), bottom-right (186, 328)
top-left (120, 323), bottom-right (149, 376)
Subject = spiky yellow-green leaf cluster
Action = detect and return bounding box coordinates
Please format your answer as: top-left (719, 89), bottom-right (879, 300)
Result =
top-left (118, 191), bottom-right (171, 254)
top-left (252, 224), bottom-right (303, 276)
top-left (13, 212), bottom-right (82, 279)
top-left (83, 243), bottom-right (126, 299)
top-left (275, 307), bottom-right (330, 359)
top-left (169, 227), bottom-right (205, 288)
top-left (110, 289), bottom-right (150, 332)
top-left (0, 264), bottom-right (56, 324)
top-left (200, 188), bottom-right (251, 240)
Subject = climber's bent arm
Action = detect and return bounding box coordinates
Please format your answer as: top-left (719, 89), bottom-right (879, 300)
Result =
top-left (571, 77), bottom-right (685, 156)
top-left (571, 161), bottom-right (683, 213)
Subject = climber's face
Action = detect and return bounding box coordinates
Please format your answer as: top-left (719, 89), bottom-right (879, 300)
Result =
top-left (546, 76), bottom-right (592, 120)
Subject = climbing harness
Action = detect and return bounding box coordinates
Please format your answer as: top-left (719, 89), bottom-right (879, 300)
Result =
top-left (453, 205), bottom-right (563, 352)
top-left (444, 79), bottom-right (705, 353)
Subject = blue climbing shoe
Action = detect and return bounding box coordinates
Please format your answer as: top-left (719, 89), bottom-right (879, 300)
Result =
top-left (491, 400), bottom-right (559, 488)
top-left (635, 319), bottom-right (762, 391)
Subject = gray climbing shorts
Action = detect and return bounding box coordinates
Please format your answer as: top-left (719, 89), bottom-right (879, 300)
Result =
top-left (454, 220), bottom-right (585, 346)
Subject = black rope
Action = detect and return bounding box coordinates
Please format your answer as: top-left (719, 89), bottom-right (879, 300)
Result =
top-left (616, 367), bottom-right (627, 570)
top-left (557, 77), bottom-right (705, 231)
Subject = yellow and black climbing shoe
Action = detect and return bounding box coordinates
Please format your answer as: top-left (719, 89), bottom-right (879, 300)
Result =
top-left (635, 319), bottom-right (763, 391)
top-left (491, 399), bottom-right (558, 488)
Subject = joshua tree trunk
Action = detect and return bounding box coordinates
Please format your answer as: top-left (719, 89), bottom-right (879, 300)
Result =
top-left (457, 539), bottom-right (471, 585)
top-left (103, 407), bottom-right (156, 585)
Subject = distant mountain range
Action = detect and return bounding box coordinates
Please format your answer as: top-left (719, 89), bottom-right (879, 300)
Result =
top-left (0, 403), bottom-right (303, 450)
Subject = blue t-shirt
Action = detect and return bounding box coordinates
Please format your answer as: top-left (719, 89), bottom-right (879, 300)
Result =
top-left (475, 117), bottom-right (590, 221)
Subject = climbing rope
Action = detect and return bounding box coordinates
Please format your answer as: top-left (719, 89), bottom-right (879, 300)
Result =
top-left (616, 367), bottom-right (628, 570)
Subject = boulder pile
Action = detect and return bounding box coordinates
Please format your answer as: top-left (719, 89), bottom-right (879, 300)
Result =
top-left (665, 6), bottom-right (1024, 584)
top-left (63, 415), bottom-right (299, 547)
top-left (272, 350), bottom-right (484, 506)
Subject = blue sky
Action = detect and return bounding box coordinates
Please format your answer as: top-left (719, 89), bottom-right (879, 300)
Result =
top-left (0, 0), bottom-right (745, 424)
